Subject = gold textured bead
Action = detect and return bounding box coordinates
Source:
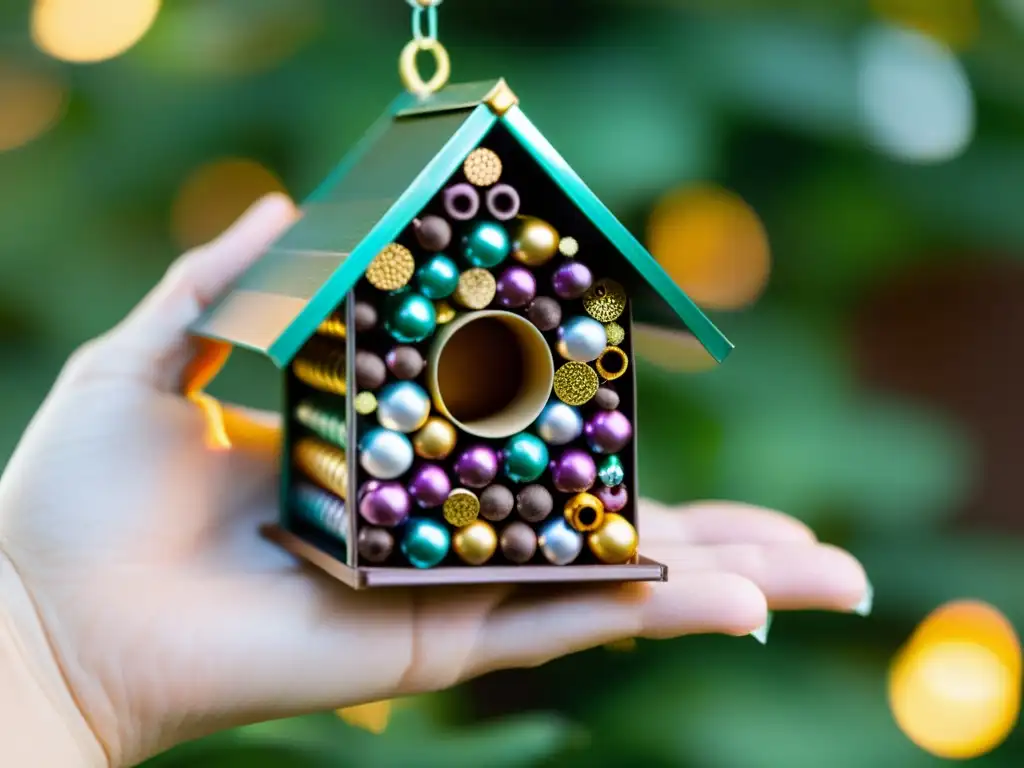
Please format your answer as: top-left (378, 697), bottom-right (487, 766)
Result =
top-left (444, 488), bottom-right (481, 527)
top-left (463, 148), bottom-right (503, 187)
top-left (317, 313), bottom-right (347, 340)
top-left (596, 346), bottom-right (629, 381)
top-left (588, 513), bottom-right (639, 564)
top-left (293, 348), bottom-right (347, 396)
top-left (583, 278), bottom-right (627, 322)
top-left (512, 216), bottom-right (560, 267)
top-left (604, 322), bottom-right (625, 346)
top-left (294, 437), bottom-right (348, 500)
top-left (559, 236), bottom-right (579, 257)
top-left (366, 243), bottom-right (415, 291)
top-left (564, 492), bottom-right (606, 533)
top-left (354, 391), bottom-right (378, 415)
top-left (434, 299), bottom-right (457, 324)
top-left (453, 519), bottom-right (498, 565)
top-left (553, 362), bottom-right (599, 406)
top-left (453, 268), bottom-right (497, 310)
top-left (413, 417), bottom-right (458, 460)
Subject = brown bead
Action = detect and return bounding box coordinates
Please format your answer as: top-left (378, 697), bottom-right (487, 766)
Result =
top-left (516, 484), bottom-right (553, 523)
top-left (480, 484), bottom-right (515, 522)
top-left (527, 297), bottom-right (562, 332)
top-left (414, 216), bottom-right (452, 252)
top-left (593, 386), bottom-right (620, 411)
top-left (500, 521), bottom-right (538, 564)
top-left (358, 527), bottom-right (394, 564)
top-left (355, 351), bottom-right (387, 390)
top-left (387, 346), bottom-right (425, 380)
top-left (354, 302), bottom-right (378, 332)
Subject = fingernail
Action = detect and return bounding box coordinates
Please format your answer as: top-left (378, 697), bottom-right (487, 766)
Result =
top-left (853, 580), bottom-right (874, 617)
top-left (750, 611), bottom-right (774, 645)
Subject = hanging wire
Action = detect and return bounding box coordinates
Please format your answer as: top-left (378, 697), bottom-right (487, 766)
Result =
top-left (399, 0), bottom-right (450, 96)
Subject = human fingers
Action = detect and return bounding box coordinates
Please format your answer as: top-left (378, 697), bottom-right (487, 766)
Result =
top-left (640, 499), bottom-right (817, 545)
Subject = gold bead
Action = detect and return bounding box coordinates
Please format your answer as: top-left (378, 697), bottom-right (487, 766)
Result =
top-left (463, 148), bottom-right (503, 187)
top-left (596, 346), bottom-right (629, 381)
top-left (604, 322), bottom-right (625, 346)
top-left (553, 361), bottom-right (599, 406)
top-left (413, 417), bottom-right (458, 460)
top-left (366, 243), bottom-right (415, 291)
top-left (583, 278), bottom-right (627, 322)
top-left (588, 513), bottom-right (639, 564)
top-left (453, 519), bottom-right (498, 565)
top-left (354, 391), bottom-right (378, 415)
top-left (564, 492), bottom-right (605, 533)
top-left (453, 268), bottom-right (497, 310)
top-left (444, 488), bottom-right (481, 527)
top-left (559, 236), bottom-right (579, 258)
top-left (512, 216), bottom-right (560, 267)
top-left (434, 299), bottom-right (457, 324)
top-left (294, 437), bottom-right (348, 500)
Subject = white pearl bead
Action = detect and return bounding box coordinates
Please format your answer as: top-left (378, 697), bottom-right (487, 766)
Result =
top-left (359, 428), bottom-right (414, 480)
top-left (556, 316), bottom-right (608, 363)
top-left (535, 401), bottom-right (583, 446)
top-left (538, 518), bottom-right (583, 565)
top-left (377, 382), bottom-right (431, 433)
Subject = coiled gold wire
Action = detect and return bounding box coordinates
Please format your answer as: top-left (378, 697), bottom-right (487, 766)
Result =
top-left (293, 346), bottom-right (347, 396)
top-left (294, 437), bottom-right (348, 499)
top-left (317, 313), bottom-right (347, 341)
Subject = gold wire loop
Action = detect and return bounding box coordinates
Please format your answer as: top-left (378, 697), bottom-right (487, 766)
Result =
top-left (399, 37), bottom-right (451, 97)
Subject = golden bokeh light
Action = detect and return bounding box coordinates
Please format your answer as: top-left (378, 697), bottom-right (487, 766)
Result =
top-left (0, 62), bottom-right (66, 152)
top-left (633, 323), bottom-right (718, 374)
top-left (171, 158), bottom-right (287, 249)
top-left (647, 185), bottom-right (771, 311)
top-left (889, 601), bottom-right (1021, 760)
top-left (32, 0), bottom-right (162, 64)
top-left (872, 0), bottom-right (978, 50)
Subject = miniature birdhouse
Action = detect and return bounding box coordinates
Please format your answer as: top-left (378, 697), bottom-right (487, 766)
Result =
top-left (191, 80), bottom-right (733, 588)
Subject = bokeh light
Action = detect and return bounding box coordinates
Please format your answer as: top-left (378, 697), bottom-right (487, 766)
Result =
top-left (32, 0), bottom-right (162, 64)
top-left (646, 185), bottom-right (771, 311)
top-left (0, 61), bottom-right (66, 152)
top-left (871, 0), bottom-right (979, 50)
top-left (171, 158), bottom-right (287, 249)
top-left (338, 700), bottom-right (394, 735)
top-left (633, 323), bottom-right (719, 374)
top-left (889, 601), bottom-right (1021, 760)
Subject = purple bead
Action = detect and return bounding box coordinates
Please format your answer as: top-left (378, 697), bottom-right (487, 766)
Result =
top-left (454, 445), bottom-right (500, 488)
top-left (358, 481), bottom-right (411, 527)
top-left (584, 410), bottom-right (633, 454)
top-left (552, 261), bottom-right (593, 300)
top-left (596, 483), bottom-right (628, 513)
top-left (407, 464), bottom-right (452, 509)
top-left (496, 266), bottom-right (537, 309)
top-left (486, 184), bottom-right (521, 221)
top-left (551, 449), bottom-right (597, 493)
top-left (443, 183), bottom-right (481, 221)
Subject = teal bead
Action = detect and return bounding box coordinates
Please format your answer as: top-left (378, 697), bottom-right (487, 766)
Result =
top-left (384, 292), bottom-right (437, 343)
top-left (463, 222), bottom-right (510, 269)
top-left (401, 518), bottom-right (451, 568)
top-left (503, 433), bottom-right (549, 484)
top-left (416, 254), bottom-right (460, 299)
top-left (598, 455), bottom-right (625, 487)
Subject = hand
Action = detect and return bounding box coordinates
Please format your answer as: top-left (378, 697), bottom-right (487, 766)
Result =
top-left (0, 195), bottom-right (870, 768)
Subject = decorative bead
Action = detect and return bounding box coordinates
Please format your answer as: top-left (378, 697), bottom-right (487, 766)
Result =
top-left (359, 428), bottom-right (414, 480)
top-left (294, 437), bottom-right (348, 499)
top-left (552, 449), bottom-right (597, 494)
top-left (538, 518), bottom-right (583, 565)
top-left (401, 518), bottom-right (451, 569)
top-left (495, 266), bottom-right (537, 309)
top-left (291, 482), bottom-right (347, 541)
top-left (564, 492), bottom-right (606, 533)
top-left (464, 148), bottom-right (503, 186)
top-left (598, 455), bottom-right (625, 488)
top-left (583, 278), bottom-right (627, 322)
top-left (604, 322), bottom-right (626, 347)
top-left (557, 316), bottom-right (608, 363)
top-left (453, 268), bottom-right (497, 310)
top-left (416, 254), bottom-right (460, 299)
top-left (443, 488), bottom-right (481, 527)
top-left (354, 301), bottom-right (378, 332)
top-left (317, 312), bottom-right (347, 340)
top-left (535, 401), bottom-right (583, 446)
top-left (358, 527), bottom-right (394, 563)
top-left (355, 350), bottom-right (387, 390)
top-left (407, 463), bottom-right (452, 509)
top-left (516, 484), bottom-right (553, 523)
top-left (596, 483), bottom-right (628, 513)
top-left (383, 292), bottom-right (437, 343)
top-left (553, 361), bottom-right (599, 406)
top-left (479, 484), bottom-right (515, 522)
top-left (500, 521), bottom-right (538, 564)
top-left (294, 346), bottom-right (346, 396)
top-left (386, 346), bottom-right (426, 380)
top-left (512, 216), bottom-right (560, 267)
top-left (453, 520), bottom-right (498, 565)
top-left (463, 221), bottom-right (511, 269)
top-left (295, 400), bottom-right (346, 449)
top-left (588, 513), bottom-right (639, 564)
top-left (486, 184), bottom-right (520, 221)
top-left (413, 417), bottom-right (458, 460)
top-left (434, 300), bottom-right (457, 324)
top-left (454, 444), bottom-right (500, 488)
top-left (357, 480), bottom-right (410, 527)
top-left (355, 392), bottom-right (378, 415)
top-left (366, 243), bottom-right (415, 291)
top-left (414, 216), bottom-right (452, 252)
top-left (503, 433), bottom-right (549, 484)
top-left (585, 410), bottom-right (633, 454)
top-left (593, 386), bottom-right (620, 411)
top-left (552, 262), bottom-right (593, 300)
top-left (559, 236), bottom-right (580, 257)
top-left (376, 381), bottom-right (431, 433)
top-left (596, 346), bottom-right (629, 381)
top-left (444, 183), bottom-right (481, 221)
top-left (526, 297), bottom-right (562, 332)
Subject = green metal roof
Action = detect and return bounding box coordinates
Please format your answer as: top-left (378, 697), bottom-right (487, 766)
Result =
top-left (191, 79), bottom-right (734, 366)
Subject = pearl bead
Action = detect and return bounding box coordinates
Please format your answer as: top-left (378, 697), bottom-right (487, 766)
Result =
top-left (359, 428), bottom-right (414, 480)
top-left (407, 463), bottom-right (451, 509)
top-left (479, 484), bottom-right (515, 522)
top-left (593, 386), bottom-right (620, 411)
top-left (384, 292), bottom-right (437, 343)
top-left (357, 481), bottom-right (411, 527)
top-left (502, 433), bottom-right (549, 484)
top-left (453, 520), bottom-right (498, 565)
top-left (376, 381), bottom-right (431, 433)
top-left (588, 513), bottom-right (639, 564)
top-left (552, 261), bottom-right (593, 300)
top-left (564, 492), bottom-right (605, 533)
top-left (512, 217), bottom-right (559, 267)
top-left (355, 351), bottom-right (387, 390)
top-left (354, 301), bottom-right (378, 332)
top-left (416, 254), bottom-right (460, 299)
top-left (401, 518), bottom-right (451, 568)
top-left (414, 216), bottom-right (452, 251)
top-left (500, 521), bottom-right (537, 564)
top-left (538, 518), bottom-right (583, 565)
top-left (535, 401), bottom-right (583, 446)
top-left (413, 417), bottom-right (458, 460)
top-left (557, 316), bottom-right (608, 363)
top-left (596, 483), bottom-right (628, 513)
top-left (357, 527), bottom-right (395, 563)
top-left (386, 346), bottom-right (425, 380)
top-left (454, 445), bottom-right (500, 488)
top-left (584, 410), bottom-right (633, 454)
top-left (463, 221), bottom-right (511, 269)
top-left (495, 266), bottom-right (537, 309)
top-left (552, 449), bottom-right (597, 493)
top-left (598, 455), bottom-right (625, 488)
top-left (516, 484), bottom-right (553, 523)
top-left (527, 297), bottom-right (562, 332)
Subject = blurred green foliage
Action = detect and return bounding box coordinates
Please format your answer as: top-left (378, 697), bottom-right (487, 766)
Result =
top-left (2, 0), bottom-right (1022, 765)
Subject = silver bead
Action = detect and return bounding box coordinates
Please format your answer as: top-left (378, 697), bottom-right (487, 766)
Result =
top-left (377, 381), bottom-right (431, 433)
top-left (556, 316), bottom-right (608, 363)
top-left (538, 517), bottom-right (584, 566)
top-left (535, 401), bottom-right (583, 446)
top-left (359, 428), bottom-right (414, 480)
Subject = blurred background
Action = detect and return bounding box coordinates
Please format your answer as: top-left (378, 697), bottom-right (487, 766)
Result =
top-left (2, 0), bottom-right (1022, 765)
